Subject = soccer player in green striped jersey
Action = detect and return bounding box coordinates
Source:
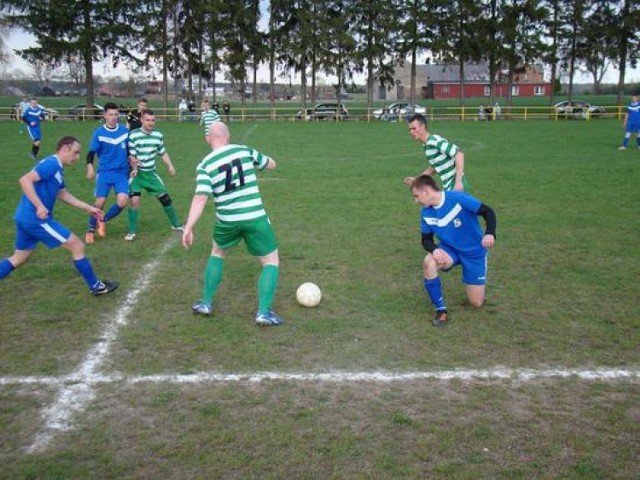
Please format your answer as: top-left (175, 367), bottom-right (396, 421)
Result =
top-left (404, 113), bottom-right (468, 191)
top-left (126, 110), bottom-right (183, 241)
top-left (200, 99), bottom-right (222, 139)
top-left (182, 122), bottom-right (283, 326)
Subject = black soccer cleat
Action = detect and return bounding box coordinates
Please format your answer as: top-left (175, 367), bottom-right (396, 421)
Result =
top-left (432, 309), bottom-right (449, 328)
top-left (92, 280), bottom-right (119, 296)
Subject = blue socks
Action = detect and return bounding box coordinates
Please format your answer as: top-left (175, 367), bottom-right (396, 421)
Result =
top-left (0, 258), bottom-right (15, 279)
top-left (88, 204), bottom-right (124, 230)
top-left (424, 277), bottom-right (447, 311)
top-left (104, 204), bottom-right (124, 222)
top-left (73, 257), bottom-right (99, 291)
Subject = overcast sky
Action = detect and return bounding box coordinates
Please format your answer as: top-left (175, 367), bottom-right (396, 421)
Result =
top-left (4, 28), bottom-right (640, 86)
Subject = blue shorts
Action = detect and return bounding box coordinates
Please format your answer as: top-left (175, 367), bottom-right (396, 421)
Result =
top-left (27, 125), bottom-right (42, 142)
top-left (626, 122), bottom-right (640, 133)
top-left (94, 170), bottom-right (130, 198)
top-left (439, 244), bottom-right (488, 286)
top-left (15, 218), bottom-right (71, 250)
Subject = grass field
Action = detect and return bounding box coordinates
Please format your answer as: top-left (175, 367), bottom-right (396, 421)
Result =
top-left (0, 117), bottom-right (639, 479)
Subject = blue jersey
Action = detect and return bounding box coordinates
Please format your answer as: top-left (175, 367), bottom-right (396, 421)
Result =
top-left (14, 156), bottom-right (65, 224)
top-left (89, 123), bottom-right (130, 173)
top-left (420, 191), bottom-right (484, 256)
top-left (627, 101), bottom-right (640, 125)
top-left (22, 105), bottom-right (46, 127)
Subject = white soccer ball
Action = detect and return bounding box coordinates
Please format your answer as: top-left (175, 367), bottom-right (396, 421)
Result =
top-left (296, 282), bottom-right (322, 307)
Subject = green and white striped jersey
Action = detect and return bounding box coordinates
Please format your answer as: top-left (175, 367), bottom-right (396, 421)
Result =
top-left (129, 128), bottom-right (166, 171)
top-left (195, 143), bottom-right (271, 222)
top-left (201, 109), bottom-right (221, 136)
top-left (423, 134), bottom-right (460, 190)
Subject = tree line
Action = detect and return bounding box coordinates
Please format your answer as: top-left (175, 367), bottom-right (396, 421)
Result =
top-left (1, 0), bottom-right (638, 109)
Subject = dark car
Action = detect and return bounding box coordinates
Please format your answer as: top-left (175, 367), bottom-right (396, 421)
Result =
top-left (553, 100), bottom-right (605, 119)
top-left (68, 103), bottom-right (105, 120)
top-left (296, 103), bottom-right (349, 121)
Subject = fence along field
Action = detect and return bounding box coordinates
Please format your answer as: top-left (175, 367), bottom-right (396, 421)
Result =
top-left (0, 119), bottom-right (638, 478)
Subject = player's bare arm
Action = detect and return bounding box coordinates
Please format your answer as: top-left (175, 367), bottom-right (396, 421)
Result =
top-left (182, 194), bottom-right (209, 248)
top-left (162, 153), bottom-right (176, 176)
top-left (454, 151), bottom-right (465, 191)
top-left (19, 170), bottom-right (47, 218)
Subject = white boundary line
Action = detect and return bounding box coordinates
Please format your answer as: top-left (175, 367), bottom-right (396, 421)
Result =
top-left (25, 238), bottom-right (176, 454)
top-left (3, 368), bottom-right (639, 389)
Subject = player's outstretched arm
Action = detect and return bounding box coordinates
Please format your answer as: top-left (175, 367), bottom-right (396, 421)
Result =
top-left (58, 190), bottom-right (102, 218)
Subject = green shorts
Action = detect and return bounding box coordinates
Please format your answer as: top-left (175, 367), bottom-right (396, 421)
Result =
top-left (213, 216), bottom-right (277, 257)
top-left (129, 170), bottom-right (168, 197)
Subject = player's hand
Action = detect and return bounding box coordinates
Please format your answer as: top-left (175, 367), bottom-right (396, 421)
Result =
top-left (482, 234), bottom-right (495, 248)
top-left (403, 176), bottom-right (415, 186)
top-left (432, 248), bottom-right (448, 266)
top-left (453, 180), bottom-right (464, 191)
top-left (36, 205), bottom-right (49, 220)
top-left (182, 229), bottom-right (193, 249)
top-left (30, 121), bottom-right (35, 127)
top-left (168, 165), bottom-right (176, 176)
top-left (86, 165), bottom-right (95, 180)
top-left (129, 168), bottom-right (138, 179)
top-left (87, 206), bottom-right (103, 220)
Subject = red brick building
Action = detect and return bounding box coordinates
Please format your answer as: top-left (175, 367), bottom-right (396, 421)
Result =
top-left (378, 62), bottom-right (551, 101)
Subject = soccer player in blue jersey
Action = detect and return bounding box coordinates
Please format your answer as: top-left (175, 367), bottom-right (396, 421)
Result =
top-left (84, 102), bottom-right (132, 244)
top-left (411, 175), bottom-right (496, 327)
top-left (619, 94), bottom-right (640, 150)
top-left (21, 97), bottom-right (46, 160)
top-left (0, 136), bottom-right (118, 296)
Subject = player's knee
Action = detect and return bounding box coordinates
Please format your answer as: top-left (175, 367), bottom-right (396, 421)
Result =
top-left (157, 193), bottom-right (172, 207)
top-left (423, 254), bottom-right (437, 275)
top-left (469, 297), bottom-right (485, 308)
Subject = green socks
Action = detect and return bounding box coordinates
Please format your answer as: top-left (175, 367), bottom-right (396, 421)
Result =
top-left (258, 264), bottom-right (279, 314)
top-left (127, 208), bottom-right (139, 234)
top-left (203, 256), bottom-right (225, 305)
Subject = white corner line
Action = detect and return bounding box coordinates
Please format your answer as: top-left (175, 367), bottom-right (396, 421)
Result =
top-left (25, 238), bottom-right (177, 454)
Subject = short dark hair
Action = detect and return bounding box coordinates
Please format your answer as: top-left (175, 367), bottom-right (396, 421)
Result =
top-left (104, 102), bottom-right (119, 112)
top-left (411, 174), bottom-right (440, 192)
top-left (57, 135), bottom-right (80, 151)
top-left (408, 113), bottom-right (427, 127)
top-left (142, 109), bottom-right (154, 117)
top-left (138, 97), bottom-right (148, 103)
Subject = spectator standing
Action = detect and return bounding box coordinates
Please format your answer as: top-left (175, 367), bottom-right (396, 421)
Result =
top-left (188, 99), bottom-right (196, 121)
top-left (178, 98), bottom-right (188, 122)
top-left (222, 102), bottom-right (231, 122)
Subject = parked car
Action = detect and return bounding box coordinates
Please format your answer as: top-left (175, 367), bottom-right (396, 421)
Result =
top-left (297, 103), bottom-right (349, 121)
top-left (68, 103), bottom-right (105, 120)
top-left (372, 102), bottom-right (426, 120)
top-left (10, 102), bottom-right (59, 121)
top-left (553, 100), bottom-right (605, 119)
top-left (398, 104), bottom-right (427, 117)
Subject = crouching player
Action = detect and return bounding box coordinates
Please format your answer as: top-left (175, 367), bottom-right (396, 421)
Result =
top-left (411, 175), bottom-right (496, 327)
top-left (0, 136), bottom-right (118, 296)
